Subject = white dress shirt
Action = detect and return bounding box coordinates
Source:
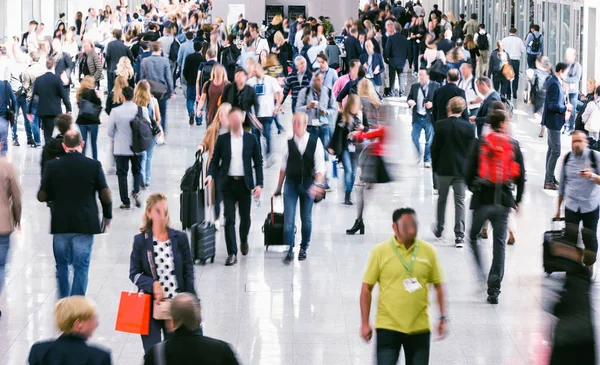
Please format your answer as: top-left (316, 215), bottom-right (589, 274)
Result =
top-left (228, 132), bottom-right (245, 176)
top-left (281, 133), bottom-right (326, 176)
top-left (459, 76), bottom-right (482, 110)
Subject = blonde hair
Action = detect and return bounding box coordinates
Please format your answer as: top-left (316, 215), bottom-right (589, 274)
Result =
top-left (76, 76), bottom-right (96, 101)
top-left (112, 76), bottom-right (128, 104)
top-left (274, 31), bottom-right (285, 46)
top-left (210, 64), bottom-right (227, 84)
top-left (202, 103), bottom-right (233, 165)
top-left (342, 95), bottom-right (362, 123)
top-left (133, 80), bottom-right (152, 107)
top-left (140, 193), bottom-right (170, 232)
top-left (55, 296), bottom-right (96, 333)
top-left (357, 79), bottom-right (381, 109)
top-left (116, 56), bottom-right (134, 80)
top-left (271, 15), bottom-right (282, 25)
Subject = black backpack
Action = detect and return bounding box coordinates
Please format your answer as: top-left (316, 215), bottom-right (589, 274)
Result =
top-left (169, 38), bottom-right (180, 62)
top-left (130, 106), bottom-right (154, 153)
top-left (500, 95), bottom-right (514, 117)
top-left (530, 34), bottom-right (542, 53)
top-left (199, 62), bottom-right (214, 90)
top-left (477, 32), bottom-right (489, 51)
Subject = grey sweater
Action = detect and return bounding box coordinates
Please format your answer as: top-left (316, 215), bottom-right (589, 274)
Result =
top-left (564, 62), bottom-right (582, 94)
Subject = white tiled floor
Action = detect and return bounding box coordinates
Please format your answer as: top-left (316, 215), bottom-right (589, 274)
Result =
top-left (0, 80), bottom-right (595, 365)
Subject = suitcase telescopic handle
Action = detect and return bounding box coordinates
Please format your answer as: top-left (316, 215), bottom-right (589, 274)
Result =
top-left (270, 196), bottom-right (274, 226)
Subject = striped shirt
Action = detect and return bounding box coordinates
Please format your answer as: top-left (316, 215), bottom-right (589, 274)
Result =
top-left (283, 71), bottom-right (312, 103)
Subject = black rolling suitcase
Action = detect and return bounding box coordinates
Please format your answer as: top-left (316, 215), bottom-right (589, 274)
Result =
top-left (191, 177), bottom-right (216, 265)
top-left (180, 152), bottom-right (205, 230)
top-left (263, 197), bottom-right (285, 250)
top-left (543, 218), bottom-right (579, 275)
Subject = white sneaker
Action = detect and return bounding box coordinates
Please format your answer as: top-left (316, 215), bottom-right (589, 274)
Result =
top-left (424, 162), bottom-right (431, 168)
top-left (214, 219), bottom-right (220, 230)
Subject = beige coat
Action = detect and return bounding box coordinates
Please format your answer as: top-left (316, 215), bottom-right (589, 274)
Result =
top-left (0, 159), bottom-right (21, 234)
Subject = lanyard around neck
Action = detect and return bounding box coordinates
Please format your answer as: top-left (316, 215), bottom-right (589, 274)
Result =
top-left (389, 239), bottom-right (419, 277)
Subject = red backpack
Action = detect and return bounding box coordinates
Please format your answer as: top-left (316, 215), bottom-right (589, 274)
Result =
top-left (478, 132), bottom-right (521, 185)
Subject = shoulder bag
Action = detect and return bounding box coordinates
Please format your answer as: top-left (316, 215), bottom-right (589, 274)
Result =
top-left (146, 247), bottom-right (172, 321)
top-left (4, 81), bottom-right (14, 127)
top-left (77, 89), bottom-right (102, 120)
top-left (502, 62), bottom-right (516, 81)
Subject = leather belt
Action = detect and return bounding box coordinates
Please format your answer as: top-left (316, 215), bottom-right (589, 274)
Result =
top-left (229, 176), bottom-right (244, 180)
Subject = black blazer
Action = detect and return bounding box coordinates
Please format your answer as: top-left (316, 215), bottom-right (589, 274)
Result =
top-left (407, 81), bottom-right (440, 121)
top-left (329, 113), bottom-right (370, 159)
top-left (221, 84), bottom-right (259, 126)
top-left (38, 152), bottom-right (111, 234)
top-left (28, 334), bottom-right (111, 365)
top-left (207, 132), bottom-right (264, 191)
top-left (28, 72), bottom-right (72, 117)
top-left (383, 33), bottom-right (410, 68)
top-left (105, 39), bottom-right (134, 73)
top-left (344, 35), bottom-right (364, 62)
top-left (432, 83), bottom-right (469, 122)
top-left (431, 116), bottom-right (476, 176)
top-left (475, 91), bottom-right (501, 127)
top-left (129, 229), bottom-right (196, 296)
top-left (144, 327), bottom-right (239, 365)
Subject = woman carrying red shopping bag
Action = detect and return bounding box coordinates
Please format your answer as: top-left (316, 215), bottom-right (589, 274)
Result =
top-left (129, 193), bottom-right (197, 353)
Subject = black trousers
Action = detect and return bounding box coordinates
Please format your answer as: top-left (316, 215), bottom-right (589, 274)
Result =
top-left (115, 155), bottom-right (142, 205)
top-left (508, 59), bottom-right (520, 97)
top-left (376, 329), bottom-right (430, 365)
top-left (222, 177), bottom-right (252, 256)
top-left (40, 116), bottom-right (56, 144)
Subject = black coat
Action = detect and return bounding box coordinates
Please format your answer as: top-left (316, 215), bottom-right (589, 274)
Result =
top-left (276, 41), bottom-right (294, 76)
top-left (144, 327), bottom-right (239, 365)
top-left (474, 91), bottom-right (502, 127)
top-left (28, 72), bottom-right (72, 117)
top-left (407, 81), bottom-right (440, 121)
top-left (182, 52), bottom-right (207, 85)
top-left (344, 35), bottom-right (364, 63)
top-left (105, 39), bottom-right (134, 73)
top-left (207, 132), bottom-right (264, 191)
top-left (76, 88), bottom-right (102, 125)
top-left (54, 52), bottom-right (75, 86)
top-left (383, 33), bottom-right (410, 68)
top-left (431, 116), bottom-right (476, 176)
top-left (432, 83), bottom-right (469, 122)
top-left (40, 134), bottom-right (65, 177)
top-left (328, 113), bottom-right (370, 159)
top-left (29, 334), bottom-right (111, 365)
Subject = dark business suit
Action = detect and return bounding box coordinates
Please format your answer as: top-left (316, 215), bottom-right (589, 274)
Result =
top-left (28, 334), bottom-right (111, 365)
top-left (474, 90), bottom-right (501, 137)
top-left (542, 75), bottom-right (567, 185)
top-left (207, 132), bottom-right (263, 256)
top-left (129, 229), bottom-right (196, 353)
top-left (432, 83), bottom-right (469, 122)
top-left (359, 53), bottom-right (385, 87)
top-left (105, 39), bottom-right (134, 94)
top-left (344, 35), bottom-right (364, 65)
top-left (28, 71), bottom-right (72, 143)
top-left (144, 327), bottom-right (240, 365)
top-left (407, 81), bottom-right (440, 165)
top-left (383, 32), bottom-right (410, 96)
top-left (431, 116), bottom-right (476, 237)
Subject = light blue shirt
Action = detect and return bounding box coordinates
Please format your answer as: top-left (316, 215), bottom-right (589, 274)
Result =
top-left (320, 67), bottom-right (338, 90)
top-left (559, 149), bottom-right (600, 213)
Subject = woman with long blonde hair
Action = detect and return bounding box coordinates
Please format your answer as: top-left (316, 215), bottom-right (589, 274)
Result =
top-left (115, 56), bottom-right (135, 87)
top-left (76, 76), bottom-right (102, 160)
top-left (197, 103), bottom-right (232, 224)
top-left (196, 64), bottom-right (229, 127)
top-left (134, 80), bottom-right (162, 189)
top-left (106, 75), bottom-right (128, 115)
top-left (328, 94), bottom-right (370, 205)
top-left (357, 78), bottom-right (382, 124)
top-left (129, 192), bottom-right (196, 353)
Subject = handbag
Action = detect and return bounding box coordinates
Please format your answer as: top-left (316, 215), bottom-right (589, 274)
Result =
top-left (115, 273), bottom-right (152, 335)
top-left (147, 248), bottom-right (173, 321)
top-left (502, 63), bottom-right (516, 81)
top-left (428, 52), bottom-right (446, 80)
top-left (4, 81), bottom-right (14, 127)
top-left (148, 80), bottom-right (168, 99)
top-left (77, 90), bottom-right (102, 119)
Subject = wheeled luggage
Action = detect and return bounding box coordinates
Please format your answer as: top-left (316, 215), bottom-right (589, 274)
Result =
top-left (180, 152), bottom-right (205, 230)
top-left (190, 170), bottom-right (216, 265)
top-left (543, 218), bottom-right (579, 275)
top-left (263, 197), bottom-right (285, 250)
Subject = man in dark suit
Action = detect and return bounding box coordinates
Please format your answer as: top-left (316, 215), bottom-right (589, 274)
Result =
top-left (383, 21), bottom-right (409, 97)
top-left (543, 62), bottom-right (572, 190)
top-left (432, 69), bottom-right (469, 122)
top-left (359, 40), bottom-right (385, 92)
top-left (144, 293), bottom-right (240, 365)
top-left (206, 108), bottom-right (263, 266)
top-left (344, 28), bottom-right (364, 72)
top-left (469, 76), bottom-right (501, 137)
top-left (28, 296), bottom-right (111, 365)
top-left (407, 68), bottom-right (440, 168)
top-left (37, 130), bottom-right (112, 298)
top-left (105, 29), bottom-right (134, 94)
top-left (27, 57), bottom-right (72, 145)
top-left (431, 97), bottom-right (476, 248)
top-left (222, 68), bottom-right (260, 127)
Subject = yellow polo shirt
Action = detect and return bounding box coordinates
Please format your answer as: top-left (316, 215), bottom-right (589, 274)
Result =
top-left (363, 237), bottom-right (443, 334)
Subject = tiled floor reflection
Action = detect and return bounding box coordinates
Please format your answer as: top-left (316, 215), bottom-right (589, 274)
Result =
top-left (0, 80), bottom-right (596, 365)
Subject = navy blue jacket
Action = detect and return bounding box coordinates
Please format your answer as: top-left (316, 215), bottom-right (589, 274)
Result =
top-left (475, 91), bottom-right (502, 128)
top-left (383, 33), bottom-right (410, 69)
top-left (129, 229), bottom-right (196, 296)
top-left (344, 35), bottom-right (364, 63)
top-left (0, 80), bottom-right (17, 119)
top-left (28, 334), bottom-right (111, 365)
top-left (407, 81), bottom-right (440, 121)
top-left (359, 53), bottom-right (385, 86)
top-left (207, 132), bottom-right (264, 191)
top-left (28, 71), bottom-right (72, 117)
top-left (542, 75), bottom-right (567, 131)
top-left (432, 83), bottom-right (469, 122)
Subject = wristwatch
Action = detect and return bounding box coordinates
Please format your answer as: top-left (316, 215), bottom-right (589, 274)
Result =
top-left (439, 316), bottom-right (449, 323)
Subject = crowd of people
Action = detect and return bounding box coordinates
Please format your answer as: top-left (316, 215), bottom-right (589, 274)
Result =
top-left (0, 0), bottom-right (597, 364)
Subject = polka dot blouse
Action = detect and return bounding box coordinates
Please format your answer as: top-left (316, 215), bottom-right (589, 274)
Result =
top-left (153, 239), bottom-right (179, 299)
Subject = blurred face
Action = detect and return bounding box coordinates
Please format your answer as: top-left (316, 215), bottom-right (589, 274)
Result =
top-left (90, 9), bottom-right (96, 17)
top-left (235, 71), bottom-right (247, 88)
top-left (476, 81), bottom-right (489, 95)
top-left (349, 63), bottom-right (359, 78)
top-left (587, 80), bottom-right (595, 94)
top-left (312, 73), bottom-right (323, 90)
top-left (219, 109), bottom-right (230, 128)
top-left (292, 114), bottom-right (307, 137)
top-left (565, 50), bottom-right (576, 64)
top-left (74, 314), bottom-right (99, 339)
top-left (83, 42), bottom-right (91, 53)
top-left (385, 22), bottom-right (394, 34)
top-left (146, 199), bottom-right (169, 229)
top-left (318, 57), bottom-right (328, 71)
top-left (296, 60), bottom-right (307, 73)
top-left (392, 213), bottom-right (418, 244)
top-left (572, 133), bottom-right (588, 155)
top-left (418, 70), bottom-right (429, 85)
top-left (460, 63), bottom-right (472, 78)
top-left (229, 111), bottom-right (243, 133)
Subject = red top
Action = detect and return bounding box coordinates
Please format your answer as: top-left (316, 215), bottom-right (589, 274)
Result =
top-left (353, 127), bottom-right (387, 156)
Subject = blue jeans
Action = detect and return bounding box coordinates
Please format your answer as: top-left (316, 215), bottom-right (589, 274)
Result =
top-left (12, 94), bottom-right (32, 142)
top-left (53, 233), bottom-right (94, 298)
top-left (256, 117), bottom-right (273, 155)
top-left (0, 118), bottom-right (8, 156)
top-left (376, 329), bottom-right (430, 365)
top-left (79, 124), bottom-right (99, 160)
top-left (283, 180), bottom-right (314, 253)
top-left (567, 92), bottom-right (578, 130)
top-left (186, 86), bottom-right (202, 125)
top-left (341, 147), bottom-right (358, 193)
top-left (411, 114), bottom-right (434, 163)
top-left (141, 139), bottom-right (157, 185)
top-left (545, 129), bottom-right (561, 184)
top-left (273, 114), bottom-right (283, 131)
top-left (0, 234), bottom-right (10, 295)
top-left (158, 96), bottom-right (168, 135)
top-left (28, 100), bottom-right (41, 145)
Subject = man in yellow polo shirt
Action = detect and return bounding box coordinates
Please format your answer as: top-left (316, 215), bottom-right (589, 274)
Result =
top-left (360, 207), bottom-right (447, 365)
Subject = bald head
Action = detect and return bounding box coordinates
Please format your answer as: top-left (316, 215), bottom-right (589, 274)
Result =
top-left (171, 293), bottom-right (202, 331)
top-left (62, 130), bottom-right (83, 152)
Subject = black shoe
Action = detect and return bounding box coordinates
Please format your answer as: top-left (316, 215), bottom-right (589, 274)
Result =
top-left (188, 114), bottom-right (194, 126)
top-left (346, 219), bottom-right (365, 235)
top-left (241, 239), bottom-right (249, 256)
top-left (298, 249), bottom-right (307, 261)
top-left (283, 252), bottom-right (294, 263)
top-left (31, 143), bottom-right (41, 148)
top-left (487, 295), bottom-right (499, 304)
top-left (140, 183), bottom-right (147, 190)
top-left (225, 254), bottom-right (237, 266)
top-left (12, 140), bottom-right (19, 147)
top-left (120, 204), bottom-right (131, 210)
top-left (432, 224), bottom-right (442, 238)
top-left (26, 139), bottom-right (34, 146)
top-left (132, 192), bottom-right (141, 208)
top-left (455, 237), bottom-right (464, 248)
top-left (344, 192), bottom-right (353, 205)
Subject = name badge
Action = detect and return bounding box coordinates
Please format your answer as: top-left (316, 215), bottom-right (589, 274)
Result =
top-left (403, 278), bottom-right (422, 293)
top-left (348, 144), bottom-right (356, 153)
top-left (311, 118), bottom-right (320, 126)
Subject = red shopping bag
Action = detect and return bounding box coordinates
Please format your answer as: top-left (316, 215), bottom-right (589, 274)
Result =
top-left (115, 291), bottom-right (151, 335)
